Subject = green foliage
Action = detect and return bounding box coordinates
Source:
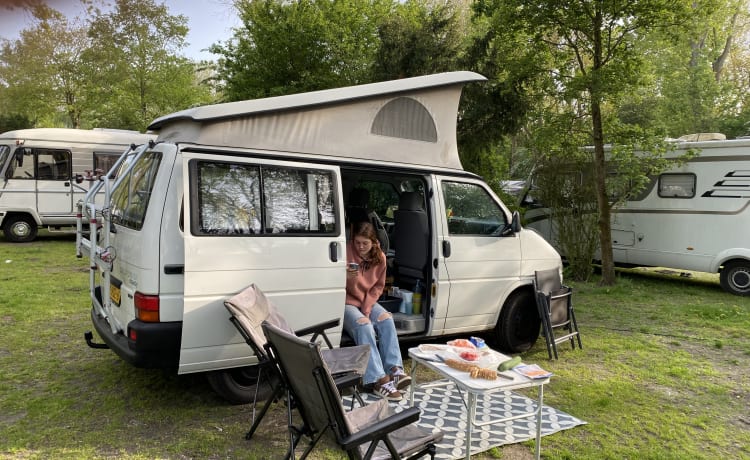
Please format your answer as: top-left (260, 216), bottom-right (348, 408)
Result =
top-left (371, 0), bottom-right (464, 80)
top-left (84, 0), bottom-right (213, 130)
top-left (0, 113), bottom-right (33, 132)
top-left (0, 0), bottom-right (214, 131)
top-left (211, 0), bottom-right (392, 100)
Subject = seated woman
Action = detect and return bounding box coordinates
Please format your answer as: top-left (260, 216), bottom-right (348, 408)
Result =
top-left (344, 221), bottom-right (410, 401)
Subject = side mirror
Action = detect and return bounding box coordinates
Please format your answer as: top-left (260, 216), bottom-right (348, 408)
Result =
top-left (499, 211), bottom-right (522, 237)
top-left (511, 211), bottom-right (522, 233)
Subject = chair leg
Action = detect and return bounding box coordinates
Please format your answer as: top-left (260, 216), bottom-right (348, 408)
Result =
top-left (245, 383), bottom-right (285, 440)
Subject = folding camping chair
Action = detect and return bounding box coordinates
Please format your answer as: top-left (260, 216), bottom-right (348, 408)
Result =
top-left (223, 284), bottom-right (369, 441)
top-left (262, 321), bottom-right (444, 460)
top-left (533, 269), bottom-right (582, 360)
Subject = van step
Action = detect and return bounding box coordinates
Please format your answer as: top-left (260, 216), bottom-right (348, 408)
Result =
top-left (393, 313), bottom-right (425, 334)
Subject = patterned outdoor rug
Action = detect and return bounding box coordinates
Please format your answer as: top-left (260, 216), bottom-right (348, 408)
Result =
top-left (352, 380), bottom-right (586, 459)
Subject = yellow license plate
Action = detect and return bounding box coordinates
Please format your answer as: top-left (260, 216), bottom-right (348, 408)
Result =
top-left (110, 284), bottom-right (121, 305)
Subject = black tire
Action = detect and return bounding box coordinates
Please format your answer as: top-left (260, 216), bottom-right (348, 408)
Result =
top-left (720, 260), bottom-right (750, 296)
top-left (2, 214), bottom-right (38, 243)
top-left (206, 366), bottom-right (274, 405)
top-left (494, 290), bottom-right (541, 353)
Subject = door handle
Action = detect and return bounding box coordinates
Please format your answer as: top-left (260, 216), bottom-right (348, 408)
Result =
top-left (329, 242), bottom-right (339, 262)
top-left (442, 240), bottom-right (451, 258)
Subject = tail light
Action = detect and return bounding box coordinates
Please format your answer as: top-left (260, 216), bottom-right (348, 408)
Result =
top-left (134, 292), bottom-right (160, 322)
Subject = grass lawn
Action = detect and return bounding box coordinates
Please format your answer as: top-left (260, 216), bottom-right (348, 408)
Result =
top-left (1, 232), bottom-right (749, 459)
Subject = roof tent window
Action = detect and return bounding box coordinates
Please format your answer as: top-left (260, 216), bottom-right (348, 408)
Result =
top-left (371, 97), bottom-right (437, 142)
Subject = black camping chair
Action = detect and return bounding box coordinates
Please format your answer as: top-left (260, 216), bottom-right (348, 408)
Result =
top-left (223, 284), bottom-right (369, 442)
top-left (533, 269), bottom-right (582, 360)
top-left (262, 321), bottom-right (444, 460)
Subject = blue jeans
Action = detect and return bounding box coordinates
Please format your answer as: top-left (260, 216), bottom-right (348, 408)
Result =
top-left (343, 303), bottom-right (403, 385)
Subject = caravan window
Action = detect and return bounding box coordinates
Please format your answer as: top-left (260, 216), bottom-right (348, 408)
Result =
top-left (443, 181), bottom-right (506, 235)
top-left (36, 149), bottom-right (71, 180)
top-left (658, 173), bottom-right (695, 198)
top-left (191, 160), bottom-right (336, 236)
top-left (93, 152), bottom-right (122, 175)
top-left (9, 148), bottom-right (34, 179)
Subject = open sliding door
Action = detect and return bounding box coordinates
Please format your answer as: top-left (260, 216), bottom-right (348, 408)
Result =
top-left (179, 150), bottom-right (347, 374)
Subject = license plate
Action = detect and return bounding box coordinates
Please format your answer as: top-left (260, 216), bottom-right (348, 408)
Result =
top-left (110, 284), bottom-right (121, 305)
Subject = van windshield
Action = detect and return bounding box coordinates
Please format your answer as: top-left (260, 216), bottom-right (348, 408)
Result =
top-left (0, 145), bottom-right (9, 172)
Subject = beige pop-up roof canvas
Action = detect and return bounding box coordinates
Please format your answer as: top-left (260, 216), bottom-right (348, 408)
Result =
top-left (148, 71), bottom-right (486, 171)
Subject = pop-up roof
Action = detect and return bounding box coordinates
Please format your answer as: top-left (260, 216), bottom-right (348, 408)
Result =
top-left (148, 71), bottom-right (486, 171)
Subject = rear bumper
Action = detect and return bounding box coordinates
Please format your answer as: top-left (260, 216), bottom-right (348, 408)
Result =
top-left (90, 306), bottom-right (182, 369)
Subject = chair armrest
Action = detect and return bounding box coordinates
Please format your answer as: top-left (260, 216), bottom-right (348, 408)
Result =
top-left (340, 407), bottom-right (422, 450)
top-left (294, 318), bottom-right (340, 348)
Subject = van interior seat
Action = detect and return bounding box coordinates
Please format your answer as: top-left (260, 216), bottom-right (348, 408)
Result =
top-left (346, 187), bottom-right (389, 252)
top-left (393, 191), bottom-right (428, 283)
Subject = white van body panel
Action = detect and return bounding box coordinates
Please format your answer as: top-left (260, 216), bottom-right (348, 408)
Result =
top-left (78, 72), bottom-right (563, 401)
top-left (0, 128), bottom-right (155, 241)
top-left (179, 151), bottom-right (347, 373)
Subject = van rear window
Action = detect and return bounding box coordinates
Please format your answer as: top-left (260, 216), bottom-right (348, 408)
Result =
top-left (191, 160), bottom-right (336, 236)
top-left (110, 151), bottom-right (162, 230)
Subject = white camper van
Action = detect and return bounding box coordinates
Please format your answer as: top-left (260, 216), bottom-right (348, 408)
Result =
top-left (0, 128), bottom-right (156, 242)
top-left (524, 135), bottom-right (750, 296)
top-left (76, 72), bottom-right (562, 403)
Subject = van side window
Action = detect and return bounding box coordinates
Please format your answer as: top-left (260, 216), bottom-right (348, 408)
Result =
top-left (442, 181), bottom-right (506, 235)
top-left (9, 148), bottom-right (34, 179)
top-left (658, 173), bottom-right (696, 198)
top-left (110, 151), bottom-right (162, 230)
top-left (36, 149), bottom-right (71, 180)
top-left (93, 152), bottom-right (122, 175)
top-left (192, 160), bottom-right (336, 236)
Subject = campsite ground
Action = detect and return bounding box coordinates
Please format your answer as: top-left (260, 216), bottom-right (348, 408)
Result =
top-left (1, 232), bottom-right (748, 459)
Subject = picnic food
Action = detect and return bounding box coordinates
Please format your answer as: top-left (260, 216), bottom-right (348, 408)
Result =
top-left (469, 367), bottom-right (496, 380)
top-left (459, 350), bottom-right (481, 361)
top-left (497, 356), bottom-right (522, 371)
top-left (446, 338), bottom-right (475, 349)
top-left (444, 358), bottom-right (497, 380)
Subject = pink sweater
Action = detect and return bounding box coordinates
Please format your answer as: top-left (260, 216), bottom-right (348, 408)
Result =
top-left (345, 240), bottom-right (386, 314)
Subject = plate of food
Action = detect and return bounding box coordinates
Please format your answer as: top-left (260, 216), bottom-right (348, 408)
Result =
top-left (442, 346), bottom-right (506, 368)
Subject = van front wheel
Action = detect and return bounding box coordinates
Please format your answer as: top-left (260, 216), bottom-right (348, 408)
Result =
top-left (206, 366), bottom-right (274, 405)
top-left (2, 214), bottom-right (38, 243)
top-left (720, 260), bottom-right (750, 296)
top-left (494, 290), bottom-right (541, 353)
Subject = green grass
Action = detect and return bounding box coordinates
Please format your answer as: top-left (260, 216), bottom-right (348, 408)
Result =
top-left (1, 232), bottom-right (749, 459)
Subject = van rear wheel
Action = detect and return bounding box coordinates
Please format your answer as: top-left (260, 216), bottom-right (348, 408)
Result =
top-left (494, 290), bottom-right (541, 353)
top-left (206, 366), bottom-right (274, 405)
top-left (720, 260), bottom-right (750, 296)
top-left (2, 214), bottom-right (38, 243)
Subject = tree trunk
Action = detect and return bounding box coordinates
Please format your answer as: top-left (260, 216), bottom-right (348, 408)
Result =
top-left (591, 99), bottom-right (615, 285)
top-left (590, 7), bottom-right (615, 285)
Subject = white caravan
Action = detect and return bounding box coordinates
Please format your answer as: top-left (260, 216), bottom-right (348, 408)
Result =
top-left (76, 72), bottom-right (562, 403)
top-left (0, 128), bottom-right (155, 242)
top-left (524, 135), bottom-right (750, 296)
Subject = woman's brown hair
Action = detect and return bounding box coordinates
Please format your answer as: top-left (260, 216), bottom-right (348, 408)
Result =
top-left (350, 221), bottom-right (383, 267)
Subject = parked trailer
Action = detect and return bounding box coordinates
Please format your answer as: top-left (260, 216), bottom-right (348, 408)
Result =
top-left (0, 128), bottom-right (156, 242)
top-left (524, 134), bottom-right (750, 296)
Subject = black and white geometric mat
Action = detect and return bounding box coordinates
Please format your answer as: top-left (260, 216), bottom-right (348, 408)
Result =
top-left (353, 380), bottom-right (586, 459)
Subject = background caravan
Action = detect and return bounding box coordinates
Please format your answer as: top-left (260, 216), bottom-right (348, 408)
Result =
top-left (77, 72), bottom-right (563, 403)
top-left (522, 134), bottom-right (750, 296)
top-left (0, 128), bottom-right (155, 242)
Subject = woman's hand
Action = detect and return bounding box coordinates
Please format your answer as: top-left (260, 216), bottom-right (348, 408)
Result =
top-left (347, 266), bottom-right (358, 279)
